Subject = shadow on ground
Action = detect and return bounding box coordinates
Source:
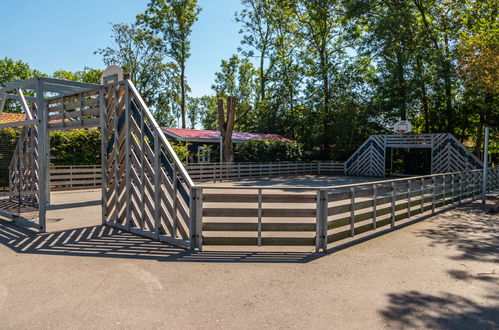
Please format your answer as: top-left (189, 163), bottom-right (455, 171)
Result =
top-left (380, 203), bottom-right (499, 329)
top-left (205, 175), bottom-right (386, 189)
top-left (0, 219), bottom-right (319, 263)
top-left (379, 290), bottom-right (499, 329)
top-left (415, 203), bottom-right (498, 263)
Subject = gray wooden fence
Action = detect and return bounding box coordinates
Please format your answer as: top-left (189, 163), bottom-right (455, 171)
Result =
top-left (50, 165), bottom-right (101, 190)
top-left (186, 161), bottom-right (346, 182)
top-left (191, 168), bottom-right (498, 252)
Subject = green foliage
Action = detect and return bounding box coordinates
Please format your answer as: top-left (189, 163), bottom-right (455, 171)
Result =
top-left (96, 23), bottom-right (177, 127)
top-left (170, 142), bottom-right (193, 164)
top-left (52, 68), bottom-right (102, 83)
top-left (50, 129), bottom-right (101, 165)
top-left (0, 128), bottom-right (20, 187)
top-left (137, 0), bottom-right (201, 128)
top-left (0, 58), bottom-right (43, 113)
top-left (234, 140), bottom-right (303, 162)
top-left (211, 55), bottom-right (257, 131)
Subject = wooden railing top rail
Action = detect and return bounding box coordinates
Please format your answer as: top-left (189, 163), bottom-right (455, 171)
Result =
top-left (196, 169), bottom-right (487, 191)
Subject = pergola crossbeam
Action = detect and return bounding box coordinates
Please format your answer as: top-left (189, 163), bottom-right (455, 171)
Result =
top-left (0, 119), bottom-right (38, 129)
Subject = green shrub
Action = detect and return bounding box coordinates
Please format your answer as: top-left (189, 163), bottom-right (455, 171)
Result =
top-left (0, 128), bottom-right (20, 187)
top-left (234, 140), bottom-right (303, 162)
top-left (50, 129), bottom-right (101, 165)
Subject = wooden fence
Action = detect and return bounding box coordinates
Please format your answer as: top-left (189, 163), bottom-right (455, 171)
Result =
top-left (50, 165), bottom-right (101, 190)
top-left (192, 168), bottom-right (498, 251)
top-left (186, 161), bottom-right (346, 182)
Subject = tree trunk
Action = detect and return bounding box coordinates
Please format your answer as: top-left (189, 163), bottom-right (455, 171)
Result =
top-left (416, 59), bottom-right (430, 133)
top-left (217, 97), bottom-right (236, 163)
top-left (180, 62), bottom-right (186, 128)
top-left (474, 111), bottom-right (484, 158)
top-left (396, 47), bottom-right (406, 119)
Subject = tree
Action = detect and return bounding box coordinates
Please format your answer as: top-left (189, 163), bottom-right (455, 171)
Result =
top-left (212, 55), bottom-right (257, 131)
top-left (457, 0), bottom-right (498, 156)
top-left (236, 0), bottom-right (277, 107)
top-left (0, 58), bottom-right (43, 113)
top-left (52, 68), bottom-right (102, 84)
top-left (137, 0), bottom-right (201, 129)
top-left (96, 23), bottom-right (176, 126)
top-left (292, 0), bottom-right (348, 158)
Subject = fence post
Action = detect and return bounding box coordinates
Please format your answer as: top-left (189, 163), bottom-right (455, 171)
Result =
top-left (407, 179), bottom-right (411, 218)
top-left (420, 177), bottom-right (424, 213)
top-left (460, 172), bottom-right (464, 201)
top-left (431, 177), bottom-right (436, 213)
top-left (189, 187), bottom-right (203, 251)
top-left (257, 188), bottom-right (262, 247)
top-left (350, 187), bottom-right (356, 236)
top-left (315, 189), bottom-right (327, 252)
top-left (372, 184), bottom-right (377, 230)
top-left (482, 127), bottom-right (489, 204)
top-left (391, 182), bottom-right (396, 228)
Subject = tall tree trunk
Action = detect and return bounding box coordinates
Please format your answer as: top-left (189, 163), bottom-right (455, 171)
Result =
top-left (259, 49), bottom-right (266, 104)
top-left (443, 34), bottom-right (453, 134)
top-left (474, 111), bottom-right (485, 158)
top-left (180, 62), bottom-right (186, 128)
top-left (396, 47), bottom-right (406, 119)
top-left (416, 59), bottom-right (430, 133)
top-left (217, 97), bottom-right (237, 163)
top-left (320, 50), bottom-right (331, 159)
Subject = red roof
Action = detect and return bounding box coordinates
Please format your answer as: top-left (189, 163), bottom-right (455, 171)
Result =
top-left (0, 112), bottom-right (25, 124)
top-left (162, 127), bottom-right (295, 143)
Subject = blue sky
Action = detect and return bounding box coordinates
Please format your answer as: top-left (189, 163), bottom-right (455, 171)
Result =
top-left (0, 0), bottom-right (244, 97)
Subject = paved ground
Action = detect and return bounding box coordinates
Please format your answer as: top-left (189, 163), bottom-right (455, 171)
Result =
top-left (0, 183), bottom-right (497, 329)
top-left (200, 174), bottom-right (387, 189)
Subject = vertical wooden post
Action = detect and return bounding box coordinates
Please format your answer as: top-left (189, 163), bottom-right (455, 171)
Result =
top-left (139, 95), bottom-right (146, 230)
top-left (315, 189), bottom-right (327, 252)
top-left (37, 79), bottom-right (47, 233)
top-left (112, 86), bottom-right (119, 224)
top-left (407, 179), bottom-right (411, 218)
top-left (189, 187), bottom-right (203, 250)
top-left (153, 130), bottom-right (160, 240)
top-left (372, 184), bottom-right (377, 230)
top-left (451, 174), bottom-right (455, 204)
top-left (99, 87), bottom-right (108, 226)
top-left (172, 163), bottom-right (178, 238)
top-left (419, 178), bottom-right (424, 213)
top-left (390, 181), bottom-right (396, 227)
top-left (124, 85), bottom-right (131, 230)
top-left (350, 187), bottom-right (355, 236)
top-left (257, 188), bottom-right (262, 247)
top-left (431, 177), bottom-right (436, 213)
top-left (459, 172), bottom-right (463, 204)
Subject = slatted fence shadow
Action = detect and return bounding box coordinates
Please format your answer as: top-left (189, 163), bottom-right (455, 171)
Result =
top-left (0, 220), bottom-right (316, 263)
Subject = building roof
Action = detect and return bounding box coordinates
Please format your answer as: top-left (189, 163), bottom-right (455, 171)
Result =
top-left (162, 127), bottom-right (295, 143)
top-left (0, 112), bottom-right (25, 124)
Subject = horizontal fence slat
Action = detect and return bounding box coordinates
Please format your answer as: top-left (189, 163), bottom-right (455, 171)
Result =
top-left (203, 222), bottom-right (316, 232)
top-left (203, 237), bottom-right (315, 246)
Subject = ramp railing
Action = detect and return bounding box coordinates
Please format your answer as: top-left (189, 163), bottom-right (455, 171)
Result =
top-left (101, 80), bottom-right (198, 249)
